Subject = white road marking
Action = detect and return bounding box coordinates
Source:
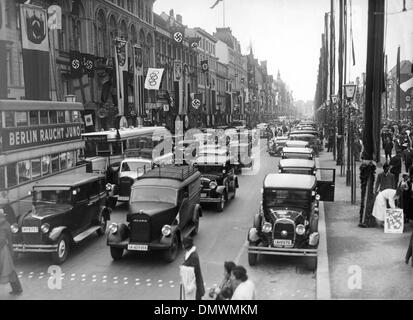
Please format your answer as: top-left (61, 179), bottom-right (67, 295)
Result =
top-left (123, 277), bottom-right (128, 280)
top-left (102, 280), bottom-right (107, 283)
top-left (70, 278), bottom-right (75, 281)
top-left (135, 278), bottom-right (140, 281)
top-left (28, 275), bottom-right (33, 279)
top-left (146, 279), bottom-right (151, 282)
top-left (158, 284), bottom-right (163, 287)
top-left (71, 273), bottom-right (76, 277)
top-left (102, 275), bottom-right (107, 279)
top-left (135, 282), bottom-right (140, 286)
top-left (92, 275), bottom-right (96, 278)
top-left (92, 279), bottom-right (97, 282)
top-left (169, 280), bottom-right (174, 283)
top-left (158, 280), bottom-right (162, 283)
top-left (39, 272), bottom-right (44, 275)
top-left (29, 272), bottom-right (34, 275)
top-left (124, 282), bottom-right (128, 285)
top-left (171, 285), bottom-right (175, 288)
top-left (114, 281), bottom-right (118, 284)
top-left (147, 283), bottom-right (152, 286)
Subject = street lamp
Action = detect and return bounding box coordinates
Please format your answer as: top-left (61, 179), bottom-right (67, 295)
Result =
top-left (343, 83), bottom-right (357, 199)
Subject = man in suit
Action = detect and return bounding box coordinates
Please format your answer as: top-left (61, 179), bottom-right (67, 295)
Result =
top-left (181, 237), bottom-right (205, 300)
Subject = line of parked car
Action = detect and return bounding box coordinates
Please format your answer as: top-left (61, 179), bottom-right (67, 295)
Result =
top-left (247, 120), bottom-right (335, 271)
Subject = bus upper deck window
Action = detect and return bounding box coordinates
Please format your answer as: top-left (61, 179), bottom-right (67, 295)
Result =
top-left (57, 111), bottom-right (65, 123)
top-left (40, 111), bottom-right (49, 124)
top-left (15, 112), bottom-right (28, 127)
top-left (72, 111), bottom-right (81, 122)
top-left (112, 141), bottom-right (122, 155)
top-left (49, 111), bottom-right (57, 124)
top-left (29, 111), bottom-right (39, 126)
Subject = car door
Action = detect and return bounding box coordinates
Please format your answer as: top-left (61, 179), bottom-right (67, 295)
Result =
top-left (72, 185), bottom-right (89, 235)
top-left (87, 180), bottom-right (102, 227)
top-left (225, 161), bottom-right (236, 195)
top-left (177, 187), bottom-right (191, 228)
top-left (316, 168), bottom-right (336, 202)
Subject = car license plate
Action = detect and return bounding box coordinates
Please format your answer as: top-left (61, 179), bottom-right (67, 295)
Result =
top-left (128, 244), bottom-right (148, 251)
top-left (200, 193), bottom-right (207, 198)
top-left (22, 226), bottom-right (38, 233)
top-left (117, 196), bottom-right (129, 201)
top-left (273, 239), bottom-right (292, 246)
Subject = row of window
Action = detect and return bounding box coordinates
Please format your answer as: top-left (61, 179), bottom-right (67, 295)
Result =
top-left (201, 38), bottom-right (216, 56)
top-left (0, 111), bottom-right (82, 128)
top-left (0, 150), bottom-right (83, 191)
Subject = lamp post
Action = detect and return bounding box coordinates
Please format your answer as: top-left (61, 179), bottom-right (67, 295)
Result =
top-left (331, 95), bottom-right (338, 160)
top-left (343, 83), bottom-right (357, 195)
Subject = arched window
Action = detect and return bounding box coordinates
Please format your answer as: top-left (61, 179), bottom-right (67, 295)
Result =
top-left (96, 9), bottom-right (108, 56)
top-left (109, 15), bottom-right (118, 57)
top-left (130, 25), bottom-right (138, 44)
top-left (120, 20), bottom-right (128, 41)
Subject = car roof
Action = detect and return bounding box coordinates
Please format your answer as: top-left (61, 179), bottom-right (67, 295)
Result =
top-left (264, 173), bottom-right (316, 189)
top-left (290, 131), bottom-right (317, 135)
top-left (286, 140), bottom-right (309, 145)
top-left (195, 155), bottom-right (228, 164)
top-left (282, 147), bottom-right (313, 153)
top-left (133, 166), bottom-right (200, 188)
top-left (279, 159), bottom-right (316, 168)
top-left (121, 158), bottom-right (152, 163)
top-left (34, 173), bottom-right (105, 188)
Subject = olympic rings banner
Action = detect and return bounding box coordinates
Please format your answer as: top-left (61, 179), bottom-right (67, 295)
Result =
top-left (144, 68), bottom-right (164, 90)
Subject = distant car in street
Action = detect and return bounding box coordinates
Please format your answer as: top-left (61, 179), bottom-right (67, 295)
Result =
top-left (281, 147), bottom-right (314, 160)
top-left (278, 159), bottom-right (316, 175)
top-left (107, 166), bottom-right (202, 262)
top-left (11, 174), bottom-right (112, 264)
top-left (268, 136), bottom-right (288, 156)
top-left (194, 154), bottom-right (239, 212)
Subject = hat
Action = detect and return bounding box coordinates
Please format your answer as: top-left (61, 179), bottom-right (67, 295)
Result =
top-left (182, 237), bottom-right (193, 248)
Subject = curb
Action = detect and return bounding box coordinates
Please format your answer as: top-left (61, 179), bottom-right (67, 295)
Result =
top-left (315, 157), bottom-right (331, 300)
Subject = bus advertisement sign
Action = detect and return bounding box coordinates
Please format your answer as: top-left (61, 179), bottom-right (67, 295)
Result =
top-left (1, 124), bottom-right (83, 152)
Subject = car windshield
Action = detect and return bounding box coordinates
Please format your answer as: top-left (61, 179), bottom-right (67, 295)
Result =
top-left (196, 165), bottom-right (224, 175)
top-left (130, 187), bottom-right (177, 204)
top-left (264, 189), bottom-right (309, 206)
top-left (33, 189), bottom-right (72, 205)
top-left (120, 161), bottom-right (151, 172)
top-left (283, 152), bottom-right (312, 159)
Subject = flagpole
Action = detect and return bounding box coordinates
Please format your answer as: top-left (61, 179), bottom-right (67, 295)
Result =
top-left (223, 0), bottom-right (225, 27)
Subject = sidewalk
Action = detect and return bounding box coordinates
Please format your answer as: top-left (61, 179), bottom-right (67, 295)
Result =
top-left (319, 151), bottom-right (413, 299)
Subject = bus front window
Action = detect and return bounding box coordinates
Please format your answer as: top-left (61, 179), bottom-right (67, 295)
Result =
top-left (85, 141), bottom-right (97, 157)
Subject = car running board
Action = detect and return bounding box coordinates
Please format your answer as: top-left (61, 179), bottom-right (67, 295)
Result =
top-left (73, 226), bottom-right (101, 243)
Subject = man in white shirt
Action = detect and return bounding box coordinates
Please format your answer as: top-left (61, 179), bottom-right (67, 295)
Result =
top-left (230, 266), bottom-right (256, 300)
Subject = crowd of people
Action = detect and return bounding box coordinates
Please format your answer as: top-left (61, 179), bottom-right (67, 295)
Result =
top-left (179, 237), bottom-right (256, 300)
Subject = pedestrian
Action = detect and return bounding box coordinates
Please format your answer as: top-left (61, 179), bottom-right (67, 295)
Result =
top-left (400, 169), bottom-right (413, 223)
top-left (0, 210), bottom-right (23, 295)
top-left (208, 261), bottom-right (236, 300)
top-left (402, 148), bottom-right (413, 173)
top-left (389, 153), bottom-right (402, 189)
top-left (375, 163), bottom-right (396, 194)
top-left (383, 136), bottom-right (393, 162)
top-left (230, 265), bottom-right (256, 300)
top-left (179, 237), bottom-right (205, 300)
top-left (352, 136), bottom-right (362, 162)
top-left (371, 188), bottom-right (400, 227)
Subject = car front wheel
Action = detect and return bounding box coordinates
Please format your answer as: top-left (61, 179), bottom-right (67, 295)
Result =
top-left (52, 234), bottom-right (70, 265)
top-left (248, 243), bottom-right (258, 266)
top-left (163, 235), bottom-right (179, 263)
top-left (110, 247), bottom-right (124, 261)
top-left (96, 214), bottom-right (107, 236)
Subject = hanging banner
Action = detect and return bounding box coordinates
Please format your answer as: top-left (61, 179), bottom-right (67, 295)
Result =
top-left (114, 38), bottom-right (128, 115)
top-left (47, 5), bottom-right (62, 30)
top-left (144, 68), bottom-right (164, 90)
top-left (188, 37), bottom-right (201, 49)
top-left (200, 60), bottom-right (209, 73)
top-left (82, 53), bottom-right (95, 77)
top-left (133, 44), bottom-right (143, 116)
top-left (174, 60), bottom-right (182, 82)
top-left (20, 3), bottom-right (50, 100)
top-left (70, 50), bottom-right (83, 78)
top-left (133, 44), bottom-right (143, 76)
top-left (171, 26), bottom-right (185, 45)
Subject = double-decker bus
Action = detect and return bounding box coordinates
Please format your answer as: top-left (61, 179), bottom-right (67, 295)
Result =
top-left (0, 100), bottom-right (86, 222)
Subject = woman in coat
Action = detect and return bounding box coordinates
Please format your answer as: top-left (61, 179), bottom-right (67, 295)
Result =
top-left (0, 211), bottom-right (23, 295)
top-left (180, 237), bottom-right (205, 300)
top-left (209, 261), bottom-right (236, 300)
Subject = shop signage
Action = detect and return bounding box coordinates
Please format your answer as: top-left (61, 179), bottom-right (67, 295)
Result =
top-left (384, 209), bottom-right (404, 234)
top-left (1, 124), bottom-right (83, 152)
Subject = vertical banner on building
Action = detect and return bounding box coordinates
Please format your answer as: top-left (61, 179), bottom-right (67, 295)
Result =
top-left (20, 3), bottom-right (50, 100)
top-left (47, 5), bottom-right (62, 30)
top-left (173, 60), bottom-right (183, 114)
top-left (133, 44), bottom-right (143, 116)
top-left (0, 0), bottom-right (8, 98)
top-left (114, 38), bottom-right (128, 115)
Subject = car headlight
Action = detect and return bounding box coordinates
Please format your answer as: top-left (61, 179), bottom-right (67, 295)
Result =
top-left (209, 181), bottom-right (218, 189)
top-left (315, 194), bottom-right (321, 201)
top-left (296, 224), bottom-right (305, 235)
top-left (262, 222), bottom-right (272, 233)
top-left (11, 224), bottom-right (19, 234)
top-left (40, 223), bottom-right (50, 234)
top-left (161, 225), bottom-right (172, 237)
top-left (109, 223), bottom-right (118, 234)
top-left (105, 183), bottom-right (112, 191)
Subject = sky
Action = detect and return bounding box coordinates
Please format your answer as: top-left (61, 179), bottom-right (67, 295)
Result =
top-left (153, 0), bottom-right (413, 102)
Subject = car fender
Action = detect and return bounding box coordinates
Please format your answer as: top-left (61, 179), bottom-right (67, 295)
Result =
top-left (216, 186), bottom-right (226, 195)
top-left (193, 204), bottom-right (203, 219)
top-left (253, 214), bottom-right (262, 229)
top-left (49, 226), bottom-right (69, 242)
top-left (107, 223), bottom-right (129, 245)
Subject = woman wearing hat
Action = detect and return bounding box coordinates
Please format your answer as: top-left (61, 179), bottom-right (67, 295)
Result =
top-left (0, 210), bottom-right (23, 295)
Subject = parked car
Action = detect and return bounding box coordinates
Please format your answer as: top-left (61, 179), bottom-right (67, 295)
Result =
top-left (285, 140), bottom-right (310, 149)
top-left (278, 159), bottom-right (316, 175)
top-left (11, 174), bottom-right (112, 264)
top-left (268, 137), bottom-right (288, 156)
top-left (281, 147), bottom-right (314, 160)
top-left (247, 172), bottom-right (335, 270)
top-left (193, 154), bottom-right (239, 212)
top-left (107, 166), bottom-right (202, 262)
top-left (289, 133), bottom-right (321, 155)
